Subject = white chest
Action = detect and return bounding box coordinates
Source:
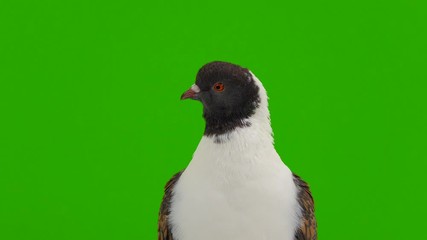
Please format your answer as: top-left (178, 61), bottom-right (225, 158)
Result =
top-left (169, 135), bottom-right (300, 240)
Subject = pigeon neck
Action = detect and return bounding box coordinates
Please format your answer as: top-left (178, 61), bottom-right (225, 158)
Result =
top-left (203, 117), bottom-right (252, 137)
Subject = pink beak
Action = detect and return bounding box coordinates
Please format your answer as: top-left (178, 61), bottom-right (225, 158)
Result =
top-left (180, 84), bottom-right (200, 100)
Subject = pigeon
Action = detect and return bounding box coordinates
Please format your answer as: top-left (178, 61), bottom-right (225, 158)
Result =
top-left (158, 61), bottom-right (317, 240)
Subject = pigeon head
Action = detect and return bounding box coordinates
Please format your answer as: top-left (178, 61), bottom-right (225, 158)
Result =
top-left (181, 61), bottom-right (262, 136)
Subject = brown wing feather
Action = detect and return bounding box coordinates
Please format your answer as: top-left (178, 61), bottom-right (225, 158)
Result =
top-left (158, 171), bottom-right (183, 240)
top-left (293, 173), bottom-right (317, 240)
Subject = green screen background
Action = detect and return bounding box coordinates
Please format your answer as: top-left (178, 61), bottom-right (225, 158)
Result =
top-left (1, 1), bottom-right (426, 239)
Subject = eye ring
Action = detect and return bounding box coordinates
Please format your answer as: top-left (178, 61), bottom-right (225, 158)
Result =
top-left (213, 82), bottom-right (225, 92)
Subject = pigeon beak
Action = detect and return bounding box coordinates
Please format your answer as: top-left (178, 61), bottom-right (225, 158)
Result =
top-left (180, 84), bottom-right (201, 100)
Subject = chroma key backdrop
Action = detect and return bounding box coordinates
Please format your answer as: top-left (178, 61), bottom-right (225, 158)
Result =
top-left (0, 1), bottom-right (426, 240)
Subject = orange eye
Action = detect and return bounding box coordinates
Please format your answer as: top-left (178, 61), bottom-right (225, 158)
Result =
top-left (213, 82), bottom-right (225, 92)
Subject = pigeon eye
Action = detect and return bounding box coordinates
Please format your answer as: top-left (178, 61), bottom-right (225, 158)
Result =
top-left (213, 82), bottom-right (225, 92)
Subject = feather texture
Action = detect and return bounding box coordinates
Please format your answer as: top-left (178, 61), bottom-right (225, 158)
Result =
top-left (293, 174), bottom-right (317, 240)
top-left (158, 171), bottom-right (183, 240)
